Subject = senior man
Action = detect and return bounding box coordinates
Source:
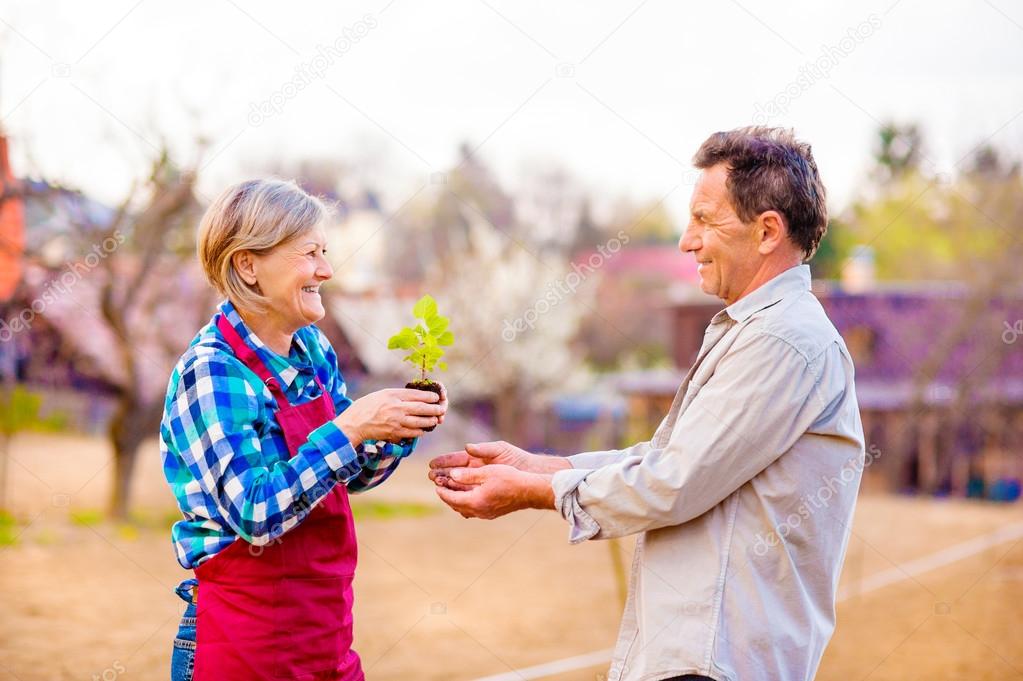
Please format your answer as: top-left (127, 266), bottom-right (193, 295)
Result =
top-left (430, 127), bottom-right (865, 681)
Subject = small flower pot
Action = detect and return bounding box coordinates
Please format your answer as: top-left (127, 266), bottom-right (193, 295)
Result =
top-left (405, 379), bottom-right (443, 432)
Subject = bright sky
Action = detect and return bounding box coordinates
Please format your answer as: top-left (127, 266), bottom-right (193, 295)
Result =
top-left (2, 0), bottom-right (1022, 224)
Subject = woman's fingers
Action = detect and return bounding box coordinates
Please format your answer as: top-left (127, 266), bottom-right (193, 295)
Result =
top-left (401, 415), bottom-right (439, 429)
top-left (402, 401), bottom-right (447, 417)
top-left (396, 388), bottom-right (441, 402)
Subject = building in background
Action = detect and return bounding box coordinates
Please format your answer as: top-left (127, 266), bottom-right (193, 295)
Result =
top-left (670, 282), bottom-right (1023, 501)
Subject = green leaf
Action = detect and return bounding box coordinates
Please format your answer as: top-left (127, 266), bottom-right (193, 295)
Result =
top-left (387, 327), bottom-right (418, 350)
top-left (437, 361), bottom-right (447, 371)
top-left (426, 315), bottom-right (449, 335)
top-left (388, 292), bottom-right (454, 375)
top-left (412, 294), bottom-right (438, 320)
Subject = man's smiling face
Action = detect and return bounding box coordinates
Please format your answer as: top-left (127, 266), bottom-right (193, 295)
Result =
top-left (679, 164), bottom-right (763, 305)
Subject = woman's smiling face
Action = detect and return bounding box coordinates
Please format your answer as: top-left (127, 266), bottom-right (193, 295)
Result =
top-left (251, 225), bottom-right (333, 333)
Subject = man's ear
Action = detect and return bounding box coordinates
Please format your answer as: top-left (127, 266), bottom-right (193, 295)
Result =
top-left (755, 210), bottom-right (787, 255)
top-left (232, 250), bottom-right (259, 286)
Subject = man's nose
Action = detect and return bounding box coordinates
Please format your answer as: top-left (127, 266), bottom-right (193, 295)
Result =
top-left (679, 224), bottom-right (702, 254)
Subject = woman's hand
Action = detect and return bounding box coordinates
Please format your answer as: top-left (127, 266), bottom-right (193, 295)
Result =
top-left (334, 389), bottom-right (446, 447)
top-left (436, 382), bottom-right (448, 426)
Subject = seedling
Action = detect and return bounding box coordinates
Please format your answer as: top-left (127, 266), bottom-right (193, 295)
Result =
top-left (387, 295), bottom-right (453, 429)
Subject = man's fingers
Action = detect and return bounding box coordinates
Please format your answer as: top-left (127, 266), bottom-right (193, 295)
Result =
top-left (449, 466), bottom-right (488, 485)
top-left (429, 451), bottom-right (470, 469)
top-left (435, 485), bottom-right (475, 515)
top-left (429, 467), bottom-right (479, 490)
top-left (433, 475), bottom-right (474, 492)
top-left (429, 469), bottom-right (475, 489)
top-left (465, 441), bottom-right (508, 462)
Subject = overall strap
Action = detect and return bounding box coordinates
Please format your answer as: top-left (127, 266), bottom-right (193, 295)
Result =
top-left (215, 314), bottom-right (289, 404)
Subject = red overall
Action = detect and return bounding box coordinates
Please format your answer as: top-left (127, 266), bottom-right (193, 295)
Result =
top-left (194, 315), bottom-right (362, 681)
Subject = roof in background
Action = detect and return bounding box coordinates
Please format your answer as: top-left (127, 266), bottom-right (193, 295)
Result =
top-left (573, 245), bottom-right (699, 282)
top-left (327, 294), bottom-right (413, 378)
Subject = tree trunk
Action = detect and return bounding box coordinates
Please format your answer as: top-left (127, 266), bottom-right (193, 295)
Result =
top-left (109, 436), bottom-right (139, 521)
top-left (107, 393), bottom-right (162, 520)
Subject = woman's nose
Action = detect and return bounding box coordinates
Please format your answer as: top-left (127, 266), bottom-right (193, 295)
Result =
top-left (317, 256), bottom-right (334, 280)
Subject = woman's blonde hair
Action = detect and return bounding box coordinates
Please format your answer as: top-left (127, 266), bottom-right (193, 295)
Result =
top-left (198, 179), bottom-right (328, 312)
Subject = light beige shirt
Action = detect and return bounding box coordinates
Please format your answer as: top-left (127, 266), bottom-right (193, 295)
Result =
top-left (552, 265), bottom-right (865, 681)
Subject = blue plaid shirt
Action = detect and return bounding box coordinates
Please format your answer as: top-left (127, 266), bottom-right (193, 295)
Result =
top-left (160, 300), bottom-right (415, 569)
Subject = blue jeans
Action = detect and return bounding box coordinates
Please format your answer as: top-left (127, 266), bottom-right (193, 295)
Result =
top-left (171, 578), bottom-right (197, 681)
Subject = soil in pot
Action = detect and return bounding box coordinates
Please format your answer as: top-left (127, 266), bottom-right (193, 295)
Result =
top-left (405, 379), bottom-right (442, 432)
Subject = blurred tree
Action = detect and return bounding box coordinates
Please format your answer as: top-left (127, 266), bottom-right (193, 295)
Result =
top-left (966, 143), bottom-right (1020, 180)
top-left (809, 218), bottom-right (845, 279)
top-left (571, 198), bottom-right (606, 254)
top-left (516, 162), bottom-right (586, 254)
top-left (91, 149), bottom-right (206, 519)
top-left (428, 202), bottom-right (589, 439)
top-left (836, 125), bottom-right (1019, 281)
top-left (837, 123), bottom-right (1023, 493)
top-left (609, 198), bottom-right (677, 245)
top-left (873, 122), bottom-right (924, 182)
top-left (429, 143), bottom-right (517, 257)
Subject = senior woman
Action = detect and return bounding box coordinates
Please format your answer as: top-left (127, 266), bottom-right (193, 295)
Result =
top-left (161, 179), bottom-right (445, 681)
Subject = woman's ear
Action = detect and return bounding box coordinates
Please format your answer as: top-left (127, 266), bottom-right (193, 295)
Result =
top-left (232, 250), bottom-right (259, 286)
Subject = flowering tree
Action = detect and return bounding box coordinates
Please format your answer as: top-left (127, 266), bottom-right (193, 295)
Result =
top-left (428, 204), bottom-right (591, 438)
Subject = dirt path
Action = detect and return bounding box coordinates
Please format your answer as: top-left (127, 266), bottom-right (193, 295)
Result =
top-left (1, 434), bottom-right (1021, 680)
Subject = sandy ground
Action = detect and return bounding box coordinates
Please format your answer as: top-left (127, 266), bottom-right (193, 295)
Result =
top-left (1, 432), bottom-right (1022, 681)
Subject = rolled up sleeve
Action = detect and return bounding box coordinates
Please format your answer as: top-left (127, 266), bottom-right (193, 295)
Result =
top-left (567, 439), bottom-right (652, 470)
top-left (555, 332), bottom-right (830, 543)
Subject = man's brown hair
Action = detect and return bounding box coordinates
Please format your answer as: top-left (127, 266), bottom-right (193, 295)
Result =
top-left (693, 127), bottom-right (828, 259)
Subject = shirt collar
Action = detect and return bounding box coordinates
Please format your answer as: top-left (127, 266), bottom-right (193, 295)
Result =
top-left (712, 264), bottom-right (812, 325)
top-left (218, 300), bottom-right (313, 389)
